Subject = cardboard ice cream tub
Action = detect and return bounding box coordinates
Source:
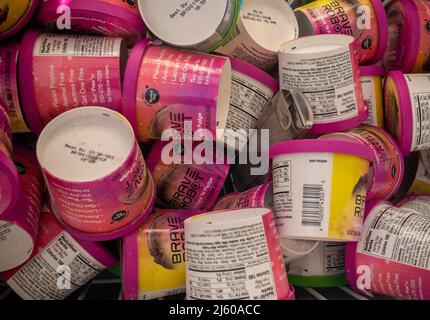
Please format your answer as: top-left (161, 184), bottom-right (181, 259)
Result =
top-left (294, 0), bottom-right (388, 64)
top-left (37, 107), bottom-right (155, 241)
top-left (0, 145), bottom-right (44, 272)
top-left (279, 34), bottom-right (367, 135)
top-left (122, 39), bottom-right (232, 142)
top-left (216, 0), bottom-right (299, 70)
top-left (287, 242), bottom-right (348, 288)
top-left (346, 200), bottom-right (430, 300)
top-left (384, 71), bottom-right (430, 156)
top-left (122, 209), bottom-right (202, 300)
top-left (0, 103), bottom-right (18, 219)
top-left (359, 65), bottom-right (385, 128)
top-left (138, 0), bottom-right (240, 53)
top-left (19, 30), bottom-right (127, 134)
top-left (384, 0), bottom-right (430, 72)
top-left (320, 125), bottom-right (404, 200)
top-left (0, 0), bottom-right (39, 40)
top-left (37, 0), bottom-right (146, 43)
top-left (185, 208), bottom-right (295, 300)
top-left (0, 43), bottom-right (30, 133)
top-left (146, 140), bottom-right (230, 211)
top-left (223, 57), bottom-right (278, 150)
top-left (1, 210), bottom-right (117, 300)
top-left (270, 139), bottom-right (373, 242)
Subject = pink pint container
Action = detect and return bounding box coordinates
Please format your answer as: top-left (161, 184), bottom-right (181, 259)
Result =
top-left (0, 0), bottom-right (40, 41)
top-left (279, 34), bottom-right (367, 135)
top-left (0, 103), bottom-right (18, 218)
top-left (19, 30), bottom-right (127, 134)
top-left (122, 39), bottom-right (232, 142)
top-left (384, 0), bottom-right (430, 72)
top-left (1, 210), bottom-right (117, 300)
top-left (0, 145), bottom-right (44, 272)
top-left (0, 43), bottom-right (30, 133)
top-left (36, 107), bottom-right (155, 241)
top-left (320, 125), bottom-right (404, 200)
top-left (37, 0), bottom-right (146, 43)
top-left (185, 208), bottom-right (295, 300)
top-left (346, 200), bottom-right (430, 300)
top-left (122, 208), bottom-right (202, 300)
top-left (146, 140), bottom-right (230, 211)
top-left (384, 71), bottom-right (430, 156)
top-left (294, 0), bottom-right (388, 64)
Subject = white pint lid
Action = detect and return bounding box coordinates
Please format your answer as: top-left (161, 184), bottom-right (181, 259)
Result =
top-left (0, 221), bottom-right (33, 272)
top-left (138, 0), bottom-right (230, 48)
top-left (37, 107), bottom-right (135, 182)
top-left (240, 0), bottom-right (298, 52)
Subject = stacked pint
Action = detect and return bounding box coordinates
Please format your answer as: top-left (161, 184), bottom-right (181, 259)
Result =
top-left (0, 0), bottom-right (429, 302)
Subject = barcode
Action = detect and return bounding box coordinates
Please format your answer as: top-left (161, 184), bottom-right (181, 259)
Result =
top-left (301, 184), bottom-right (323, 227)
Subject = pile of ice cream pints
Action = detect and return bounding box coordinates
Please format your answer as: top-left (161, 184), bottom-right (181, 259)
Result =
top-left (0, 0), bottom-right (429, 301)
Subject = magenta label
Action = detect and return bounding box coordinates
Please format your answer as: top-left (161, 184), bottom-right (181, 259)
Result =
top-left (31, 34), bottom-right (123, 127)
top-left (354, 204), bottom-right (430, 299)
top-left (135, 45), bottom-right (227, 140)
top-left (46, 143), bottom-right (153, 233)
top-left (0, 104), bottom-right (12, 152)
top-left (212, 183), bottom-right (272, 210)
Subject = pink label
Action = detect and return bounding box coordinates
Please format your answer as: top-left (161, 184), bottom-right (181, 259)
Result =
top-left (212, 183), bottom-right (272, 210)
top-left (46, 143), bottom-right (153, 233)
top-left (135, 45), bottom-right (226, 140)
top-left (0, 44), bottom-right (28, 132)
top-left (42, 0), bottom-right (139, 13)
top-left (32, 34), bottom-right (123, 126)
top-left (261, 211), bottom-right (292, 300)
top-left (297, 0), bottom-right (381, 64)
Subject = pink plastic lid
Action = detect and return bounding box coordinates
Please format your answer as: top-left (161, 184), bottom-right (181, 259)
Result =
top-left (370, 0), bottom-right (389, 64)
top-left (308, 104), bottom-right (369, 135)
top-left (37, 0), bottom-right (146, 38)
top-left (359, 65), bottom-right (385, 77)
top-left (0, 150), bottom-right (19, 218)
top-left (385, 71), bottom-right (413, 156)
top-left (18, 29), bottom-right (45, 134)
top-left (0, 0), bottom-right (40, 41)
top-left (345, 199), bottom-right (391, 292)
top-left (269, 138), bottom-right (375, 162)
top-left (48, 176), bottom-right (157, 242)
top-left (122, 38), bottom-right (152, 136)
top-left (229, 57), bottom-right (279, 93)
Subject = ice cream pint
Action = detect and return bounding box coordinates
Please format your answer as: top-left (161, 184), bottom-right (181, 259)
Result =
top-left (122, 39), bottom-right (232, 142)
top-left (36, 107), bottom-right (156, 241)
top-left (384, 71), bottom-right (430, 156)
top-left (0, 43), bottom-right (30, 133)
top-left (138, 0), bottom-right (240, 52)
top-left (287, 242), bottom-right (348, 287)
top-left (212, 182), bottom-right (273, 210)
top-left (0, 145), bottom-right (43, 272)
top-left (294, 0), bottom-right (388, 64)
top-left (0, 0), bottom-right (39, 40)
top-left (279, 34), bottom-right (367, 135)
top-left (185, 208), bottom-right (295, 300)
top-left (320, 125), bottom-right (404, 200)
top-left (257, 90), bottom-right (314, 147)
top-left (346, 200), bottom-right (430, 300)
top-left (216, 0), bottom-right (299, 70)
top-left (1, 210), bottom-right (118, 300)
top-left (19, 30), bottom-right (127, 134)
top-left (359, 66), bottom-right (385, 127)
top-left (146, 140), bottom-right (230, 211)
top-left (384, 0), bottom-right (430, 72)
top-left (122, 209), bottom-right (202, 300)
top-left (0, 104), bottom-right (18, 218)
top-left (37, 0), bottom-right (146, 43)
top-left (223, 57), bottom-right (278, 149)
top-left (270, 139), bottom-right (373, 242)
